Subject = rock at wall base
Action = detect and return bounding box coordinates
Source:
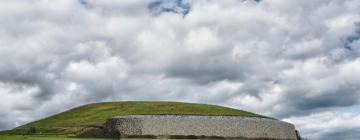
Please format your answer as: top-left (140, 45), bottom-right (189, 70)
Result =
top-left (76, 125), bottom-right (120, 138)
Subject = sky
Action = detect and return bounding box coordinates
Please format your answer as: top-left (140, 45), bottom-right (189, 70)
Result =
top-left (0, 0), bottom-right (360, 139)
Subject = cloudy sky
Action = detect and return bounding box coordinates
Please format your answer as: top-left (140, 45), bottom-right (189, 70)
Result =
top-left (1, 0), bottom-right (360, 139)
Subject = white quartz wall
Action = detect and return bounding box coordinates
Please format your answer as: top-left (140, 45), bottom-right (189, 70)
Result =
top-left (111, 115), bottom-right (297, 140)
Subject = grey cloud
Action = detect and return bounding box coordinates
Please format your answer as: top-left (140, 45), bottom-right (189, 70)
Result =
top-left (1, 1), bottom-right (360, 140)
top-left (166, 53), bottom-right (247, 84)
top-left (284, 111), bottom-right (360, 140)
top-left (324, 129), bottom-right (360, 140)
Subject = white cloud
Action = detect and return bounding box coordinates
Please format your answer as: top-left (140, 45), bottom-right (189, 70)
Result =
top-left (184, 27), bottom-right (221, 54)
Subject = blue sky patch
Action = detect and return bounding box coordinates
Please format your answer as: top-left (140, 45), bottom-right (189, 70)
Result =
top-left (242, 0), bottom-right (262, 3)
top-left (78, 0), bottom-right (88, 6)
top-left (148, 0), bottom-right (191, 16)
top-left (343, 23), bottom-right (360, 51)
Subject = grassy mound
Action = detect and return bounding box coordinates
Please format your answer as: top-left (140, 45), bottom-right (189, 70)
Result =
top-left (10, 101), bottom-right (269, 135)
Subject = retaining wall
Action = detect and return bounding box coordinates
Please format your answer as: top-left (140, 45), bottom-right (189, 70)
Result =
top-left (105, 115), bottom-right (297, 140)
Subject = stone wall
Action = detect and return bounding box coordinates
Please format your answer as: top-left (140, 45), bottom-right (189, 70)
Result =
top-left (106, 115), bottom-right (297, 140)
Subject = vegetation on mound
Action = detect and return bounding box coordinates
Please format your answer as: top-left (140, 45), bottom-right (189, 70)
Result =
top-left (0, 135), bottom-right (104, 140)
top-left (0, 135), bottom-right (185, 140)
top-left (10, 101), bottom-right (270, 135)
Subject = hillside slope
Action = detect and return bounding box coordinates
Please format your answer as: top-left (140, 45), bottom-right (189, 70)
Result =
top-left (11, 101), bottom-right (270, 135)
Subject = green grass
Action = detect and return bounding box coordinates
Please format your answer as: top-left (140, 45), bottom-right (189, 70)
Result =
top-left (10, 101), bottom-right (270, 135)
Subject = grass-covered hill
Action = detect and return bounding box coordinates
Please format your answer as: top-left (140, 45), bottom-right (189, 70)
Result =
top-left (10, 101), bottom-right (270, 135)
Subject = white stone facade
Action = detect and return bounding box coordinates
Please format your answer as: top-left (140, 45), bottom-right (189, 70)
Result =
top-left (106, 115), bottom-right (297, 140)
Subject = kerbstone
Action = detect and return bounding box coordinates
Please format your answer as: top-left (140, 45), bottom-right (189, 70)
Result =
top-left (107, 115), bottom-right (297, 140)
